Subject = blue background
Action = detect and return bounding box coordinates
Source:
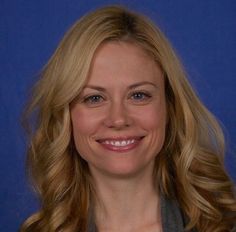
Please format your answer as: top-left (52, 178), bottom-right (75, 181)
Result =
top-left (1, 0), bottom-right (235, 231)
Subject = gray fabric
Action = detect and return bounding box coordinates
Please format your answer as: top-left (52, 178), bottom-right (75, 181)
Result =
top-left (88, 221), bottom-right (96, 232)
top-left (160, 194), bottom-right (185, 232)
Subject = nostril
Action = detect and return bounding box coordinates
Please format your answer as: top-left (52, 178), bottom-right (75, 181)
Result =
top-left (105, 120), bottom-right (131, 129)
top-left (103, 114), bottom-right (132, 129)
top-left (103, 103), bottom-right (132, 127)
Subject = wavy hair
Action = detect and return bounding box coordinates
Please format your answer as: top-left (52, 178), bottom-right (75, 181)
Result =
top-left (20, 5), bottom-right (236, 232)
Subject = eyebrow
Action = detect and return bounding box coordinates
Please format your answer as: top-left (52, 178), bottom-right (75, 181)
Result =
top-left (128, 81), bottom-right (158, 89)
top-left (84, 81), bottom-right (158, 91)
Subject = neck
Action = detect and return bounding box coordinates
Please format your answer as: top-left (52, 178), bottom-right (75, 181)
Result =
top-left (91, 169), bottom-right (162, 231)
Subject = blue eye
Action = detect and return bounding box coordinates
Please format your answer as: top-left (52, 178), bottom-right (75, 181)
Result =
top-left (131, 91), bottom-right (151, 101)
top-left (83, 95), bottom-right (104, 104)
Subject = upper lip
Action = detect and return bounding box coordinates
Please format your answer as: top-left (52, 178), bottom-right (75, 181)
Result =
top-left (96, 136), bottom-right (145, 142)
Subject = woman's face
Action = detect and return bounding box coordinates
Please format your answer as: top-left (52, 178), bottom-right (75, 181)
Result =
top-left (70, 41), bottom-right (166, 179)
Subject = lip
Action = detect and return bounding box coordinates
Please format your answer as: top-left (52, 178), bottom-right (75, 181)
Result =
top-left (96, 136), bottom-right (144, 152)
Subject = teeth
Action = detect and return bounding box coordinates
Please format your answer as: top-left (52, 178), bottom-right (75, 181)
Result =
top-left (102, 139), bottom-right (136, 147)
top-left (115, 141), bottom-right (120, 146)
top-left (121, 141), bottom-right (126, 146)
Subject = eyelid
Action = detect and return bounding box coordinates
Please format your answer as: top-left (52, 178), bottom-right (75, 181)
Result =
top-left (127, 91), bottom-right (152, 104)
top-left (83, 94), bottom-right (103, 101)
top-left (80, 90), bottom-right (104, 100)
top-left (81, 93), bottom-right (107, 107)
top-left (129, 90), bottom-right (152, 97)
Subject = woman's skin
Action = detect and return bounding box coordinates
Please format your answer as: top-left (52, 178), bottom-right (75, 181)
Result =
top-left (70, 41), bottom-right (166, 232)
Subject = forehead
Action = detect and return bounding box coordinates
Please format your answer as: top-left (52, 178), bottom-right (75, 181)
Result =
top-left (86, 41), bottom-right (163, 85)
top-left (93, 40), bottom-right (154, 65)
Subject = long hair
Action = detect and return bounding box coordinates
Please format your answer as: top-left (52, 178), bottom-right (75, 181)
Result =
top-left (20, 5), bottom-right (236, 232)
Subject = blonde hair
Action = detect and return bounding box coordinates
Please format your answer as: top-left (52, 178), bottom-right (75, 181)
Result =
top-left (20, 5), bottom-right (236, 232)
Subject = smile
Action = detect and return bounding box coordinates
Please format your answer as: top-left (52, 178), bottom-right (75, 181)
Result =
top-left (102, 139), bottom-right (135, 146)
top-left (96, 137), bottom-right (144, 152)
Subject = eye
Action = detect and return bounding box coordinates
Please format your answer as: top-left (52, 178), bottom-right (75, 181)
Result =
top-left (130, 91), bottom-right (151, 101)
top-left (83, 94), bottom-right (105, 105)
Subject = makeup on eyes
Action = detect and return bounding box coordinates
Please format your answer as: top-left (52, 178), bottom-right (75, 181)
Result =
top-left (78, 82), bottom-right (159, 106)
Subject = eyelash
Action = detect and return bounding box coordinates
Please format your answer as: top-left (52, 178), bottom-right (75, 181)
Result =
top-left (129, 91), bottom-right (152, 101)
top-left (82, 91), bottom-right (152, 105)
top-left (83, 95), bottom-right (105, 104)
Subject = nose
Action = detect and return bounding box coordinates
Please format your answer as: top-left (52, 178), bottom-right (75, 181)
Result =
top-left (104, 100), bottom-right (132, 129)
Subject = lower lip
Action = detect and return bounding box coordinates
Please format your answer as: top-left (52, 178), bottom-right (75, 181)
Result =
top-left (98, 139), bottom-right (142, 153)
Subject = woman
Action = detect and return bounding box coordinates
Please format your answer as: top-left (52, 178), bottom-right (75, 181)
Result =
top-left (20, 5), bottom-right (236, 232)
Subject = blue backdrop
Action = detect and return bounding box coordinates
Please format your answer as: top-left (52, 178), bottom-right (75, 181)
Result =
top-left (1, 0), bottom-right (235, 231)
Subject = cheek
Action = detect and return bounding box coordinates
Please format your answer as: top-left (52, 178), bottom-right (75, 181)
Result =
top-left (142, 104), bottom-right (167, 155)
top-left (70, 106), bottom-right (103, 137)
top-left (134, 103), bottom-right (166, 131)
top-left (70, 107), bottom-right (99, 159)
